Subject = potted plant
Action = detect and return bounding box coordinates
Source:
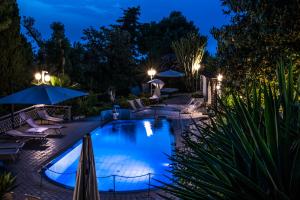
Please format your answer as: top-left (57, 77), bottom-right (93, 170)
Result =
top-left (0, 172), bottom-right (17, 200)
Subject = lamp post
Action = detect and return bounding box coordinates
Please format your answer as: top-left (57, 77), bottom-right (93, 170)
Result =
top-left (35, 70), bottom-right (51, 84)
top-left (216, 73), bottom-right (223, 96)
top-left (147, 68), bottom-right (156, 95)
top-left (193, 63), bottom-right (201, 92)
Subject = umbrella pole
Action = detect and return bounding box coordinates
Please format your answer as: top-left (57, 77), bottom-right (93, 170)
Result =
top-left (82, 136), bottom-right (86, 199)
top-left (11, 104), bottom-right (14, 129)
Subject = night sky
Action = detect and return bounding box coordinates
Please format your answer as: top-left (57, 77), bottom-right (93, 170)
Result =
top-left (18, 0), bottom-right (229, 54)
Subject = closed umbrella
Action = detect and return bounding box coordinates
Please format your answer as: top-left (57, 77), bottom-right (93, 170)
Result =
top-left (0, 85), bottom-right (88, 105)
top-left (73, 134), bottom-right (100, 200)
top-left (202, 75), bottom-right (207, 98)
top-left (157, 69), bottom-right (184, 78)
top-left (207, 81), bottom-right (212, 105)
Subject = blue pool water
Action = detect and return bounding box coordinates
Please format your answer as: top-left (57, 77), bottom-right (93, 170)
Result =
top-left (44, 119), bottom-right (174, 191)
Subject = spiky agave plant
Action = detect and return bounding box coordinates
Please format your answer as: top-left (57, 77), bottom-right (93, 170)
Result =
top-left (160, 63), bottom-right (300, 200)
top-left (0, 171), bottom-right (16, 199)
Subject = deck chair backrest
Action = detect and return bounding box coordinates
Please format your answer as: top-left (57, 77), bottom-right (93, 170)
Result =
top-left (187, 98), bottom-right (195, 106)
top-left (19, 112), bottom-right (27, 121)
top-left (127, 100), bottom-right (137, 110)
top-left (135, 99), bottom-right (144, 109)
top-left (37, 110), bottom-right (48, 118)
top-left (26, 118), bottom-right (39, 128)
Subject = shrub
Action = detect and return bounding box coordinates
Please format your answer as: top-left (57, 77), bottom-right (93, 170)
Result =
top-left (0, 172), bottom-right (16, 199)
top-left (161, 62), bottom-right (300, 200)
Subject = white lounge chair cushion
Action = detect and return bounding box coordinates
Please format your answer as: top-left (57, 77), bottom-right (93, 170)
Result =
top-left (26, 127), bottom-right (48, 133)
top-left (37, 110), bottom-right (64, 122)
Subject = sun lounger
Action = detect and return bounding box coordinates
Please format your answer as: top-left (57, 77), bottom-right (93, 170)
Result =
top-left (25, 118), bottom-right (63, 134)
top-left (6, 130), bottom-right (48, 139)
top-left (127, 100), bottom-right (138, 111)
top-left (26, 118), bottom-right (62, 129)
top-left (0, 148), bottom-right (19, 161)
top-left (20, 112), bottom-right (63, 134)
top-left (181, 100), bottom-right (204, 114)
top-left (24, 194), bottom-right (41, 200)
top-left (37, 110), bottom-right (64, 123)
top-left (20, 112), bottom-right (62, 128)
top-left (165, 98), bottom-right (196, 110)
top-left (0, 142), bottom-right (25, 149)
top-left (135, 99), bottom-right (150, 110)
top-left (26, 127), bottom-right (49, 133)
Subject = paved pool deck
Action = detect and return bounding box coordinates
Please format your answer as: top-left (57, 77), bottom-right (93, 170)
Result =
top-left (5, 94), bottom-right (203, 200)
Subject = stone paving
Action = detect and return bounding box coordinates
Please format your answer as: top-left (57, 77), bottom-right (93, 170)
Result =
top-left (4, 95), bottom-right (200, 200)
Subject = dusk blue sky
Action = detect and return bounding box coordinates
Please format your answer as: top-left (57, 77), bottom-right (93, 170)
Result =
top-left (18, 0), bottom-right (230, 54)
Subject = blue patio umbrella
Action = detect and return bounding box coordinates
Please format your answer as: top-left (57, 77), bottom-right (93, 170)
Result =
top-left (0, 85), bottom-right (88, 105)
top-left (0, 85), bottom-right (88, 128)
top-left (157, 69), bottom-right (184, 78)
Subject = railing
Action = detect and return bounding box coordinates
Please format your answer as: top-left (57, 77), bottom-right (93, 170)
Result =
top-left (41, 166), bottom-right (166, 198)
top-left (0, 105), bottom-right (71, 133)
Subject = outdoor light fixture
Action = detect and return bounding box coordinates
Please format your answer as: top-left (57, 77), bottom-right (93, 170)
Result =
top-left (34, 72), bottom-right (42, 81)
top-left (35, 70), bottom-right (51, 84)
top-left (147, 68), bottom-right (156, 95)
top-left (44, 74), bottom-right (51, 82)
top-left (192, 63), bottom-right (201, 92)
top-left (193, 63), bottom-right (201, 72)
top-left (147, 68), bottom-right (156, 80)
top-left (217, 74), bottom-right (223, 82)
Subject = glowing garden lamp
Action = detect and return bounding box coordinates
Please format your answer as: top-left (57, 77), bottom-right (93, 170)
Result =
top-left (147, 68), bottom-right (156, 80)
top-left (193, 63), bottom-right (201, 72)
top-left (147, 68), bottom-right (156, 95)
top-left (217, 74), bottom-right (223, 82)
top-left (192, 63), bottom-right (201, 92)
top-left (34, 70), bottom-right (51, 84)
top-left (44, 74), bottom-right (51, 82)
top-left (35, 72), bottom-right (42, 82)
top-left (216, 73), bottom-right (223, 97)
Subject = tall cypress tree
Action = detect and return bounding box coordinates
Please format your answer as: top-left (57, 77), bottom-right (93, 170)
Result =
top-left (0, 0), bottom-right (33, 96)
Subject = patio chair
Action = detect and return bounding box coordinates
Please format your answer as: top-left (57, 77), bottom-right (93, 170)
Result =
top-left (26, 118), bottom-right (63, 134)
top-left (37, 109), bottom-right (64, 124)
top-left (165, 98), bottom-right (198, 111)
top-left (24, 194), bottom-right (41, 200)
top-left (6, 130), bottom-right (49, 139)
top-left (20, 112), bottom-right (63, 134)
top-left (135, 99), bottom-right (151, 110)
top-left (0, 148), bottom-right (19, 161)
top-left (127, 100), bottom-right (138, 111)
top-left (181, 100), bottom-right (204, 114)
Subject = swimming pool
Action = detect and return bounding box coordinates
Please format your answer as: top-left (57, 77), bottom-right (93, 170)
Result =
top-left (44, 118), bottom-right (174, 192)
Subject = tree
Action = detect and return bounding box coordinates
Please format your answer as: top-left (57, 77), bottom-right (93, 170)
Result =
top-left (0, 0), bottom-right (33, 96)
top-left (172, 32), bottom-right (207, 92)
top-left (81, 26), bottom-right (136, 94)
top-left (45, 22), bottom-right (71, 75)
top-left (212, 0), bottom-right (300, 88)
top-left (140, 11), bottom-right (199, 60)
top-left (117, 6), bottom-right (141, 53)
